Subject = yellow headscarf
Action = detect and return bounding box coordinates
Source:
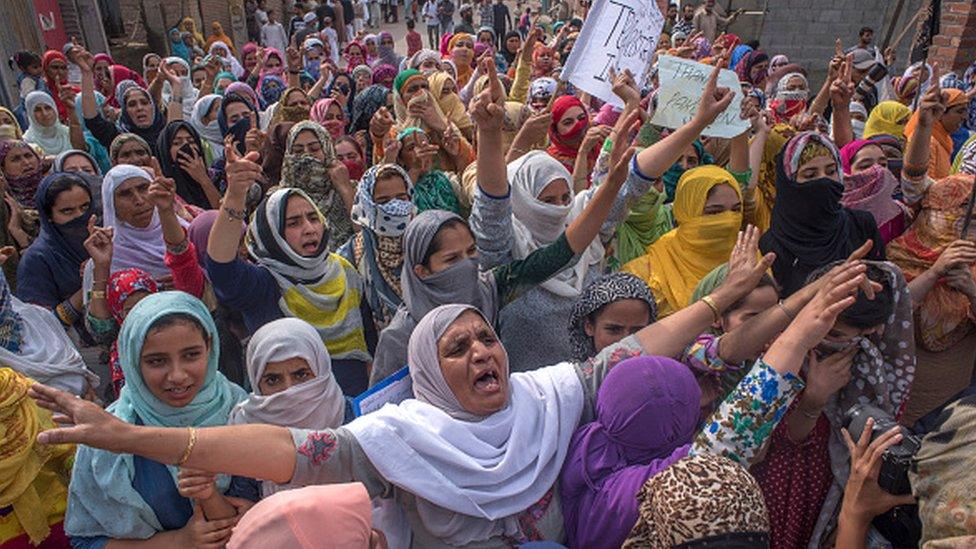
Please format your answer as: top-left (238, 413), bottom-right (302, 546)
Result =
top-left (0, 107), bottom-right (23, 139)
top-left (750, 123), bottom-right (795, 232)
top-left (428, 71), bottom-right (473, 134)
top-left (0, 368), bottom-right (74, 545)
top-left (623, 166), bottom-right (742, 317)
top-left (180, 17), bottom-right (206, 48)
top-left (863, 100), bottom-right (912, 141)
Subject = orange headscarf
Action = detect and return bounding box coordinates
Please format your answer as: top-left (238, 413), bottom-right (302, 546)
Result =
top-left (905, 89), bottom-right (969, 179)
top-left (447, 33), bottom-right (474, 87)
top-left (205, 21), bottom-right (237, 56)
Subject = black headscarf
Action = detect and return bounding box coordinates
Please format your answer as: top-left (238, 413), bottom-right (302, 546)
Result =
top-left (502, 30), bottom-right (521, 66)
top-left (116, 86), bottom-right (167, 155)
top-left (759, 132), bottom-right (884, 296)
top-left (217, 92), bottom-right (258, 155)
top-left (156, 121), bottom-right (212, 208)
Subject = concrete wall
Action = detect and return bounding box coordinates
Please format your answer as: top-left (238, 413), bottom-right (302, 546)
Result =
top-left (732, 0), bottom-right (925, 88)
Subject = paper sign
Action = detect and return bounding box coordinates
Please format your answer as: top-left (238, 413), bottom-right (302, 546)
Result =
top-left (650, 55), bottom-right (749, 139)
top-left (351, 366), bottom-right (413, 417)
top-left (559, 0), bottom-right (664, 108)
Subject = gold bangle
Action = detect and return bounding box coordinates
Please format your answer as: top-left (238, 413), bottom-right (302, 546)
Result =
top-left (700, 295), bottom-right (721, 323)
top-left (90, 290), bottom-right (106, 300)
top-left (178, 427), bottom-right (197, 466)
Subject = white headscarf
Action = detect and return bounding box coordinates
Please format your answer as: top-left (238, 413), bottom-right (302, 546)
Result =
top-left (228, 317), bottom-right (344, 429)
top-left (0, 286), bottom-right (97, 396)
top-left (22, 91), bottom-right (72, 156)
top-left (101, 164), bottom-right (187, 278)
top-left (161, 57), bottom-right (199, 119)
top-left (190, 94), bottom-right (224, 155)
top-left (209, 41), bottom-right (245, 78)
top-left (346, 304), bottom-right (584, 546)
top-left (507, 151), bottom-right (603, 297)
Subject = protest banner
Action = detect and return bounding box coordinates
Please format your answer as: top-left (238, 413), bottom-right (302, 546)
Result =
top-left (559, 0), bottom-right (664, 108)
top-left (651, 55), bottom-right (749, 139)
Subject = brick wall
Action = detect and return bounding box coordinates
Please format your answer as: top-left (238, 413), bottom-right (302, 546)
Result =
top-left (926, 0), bottom-right (976, 74)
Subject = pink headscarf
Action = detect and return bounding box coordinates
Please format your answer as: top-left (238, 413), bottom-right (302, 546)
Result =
top-left (310, 97), bottom-right (346, 139)
top-left (227, 484), bottom-right (372, 549)
top-left (839, 139), bottom-right (879, 175)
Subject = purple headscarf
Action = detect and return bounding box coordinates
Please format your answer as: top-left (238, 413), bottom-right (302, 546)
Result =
top-left (560, 356), bottom-right (701, 549)
top-left (225, 82), bottom-right (260, 112)
top-left (187, 209), bottom-right (219, 267)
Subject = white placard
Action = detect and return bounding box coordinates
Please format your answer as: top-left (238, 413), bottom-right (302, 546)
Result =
top-left (559, 0), bottom-right (664, 108)
top-left (650, 55), bottom-right (749, 139)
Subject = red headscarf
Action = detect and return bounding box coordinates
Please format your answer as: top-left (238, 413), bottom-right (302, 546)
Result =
top-left (547, 95), bottom-right (594, 174)
top-left (42, 50), bottom-right (79, 123)
top-left (105, 268), bottom-right (159, 396)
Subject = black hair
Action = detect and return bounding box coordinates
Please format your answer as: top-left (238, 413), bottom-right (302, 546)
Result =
top-left (422, 218), bottom-right (472, 267)
top-left (406, 18), bottom-right (415, 29)
top-left (808, 262), bottom-right (894, 330)
top-left (860, 27), bottom-right (874, 35)
top-left (724, 273), bottom-right (779, 317)
top-left (746, 40), bottom-right (760, 50)
top-left (42, 173), bottom-right (92, 218)
top-left (9, 51), bottom-right (40, 72)
top-left (148, 312), bottom-right (211, 344)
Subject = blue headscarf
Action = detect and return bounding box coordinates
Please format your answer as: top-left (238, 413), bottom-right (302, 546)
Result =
top-left (259, 74), bottom-right (285, 107)
top-left (65, 292), bottom-right (247, 539)
top-left (168, 27), bottom-right (191, 63)
top-left (729, 44), bottom-right (753, 71)
top-left (15, 172), bottom-right (95, 308)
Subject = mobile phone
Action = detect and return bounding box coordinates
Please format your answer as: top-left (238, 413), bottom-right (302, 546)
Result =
top-left (178, 142), bottom-right (196, 159)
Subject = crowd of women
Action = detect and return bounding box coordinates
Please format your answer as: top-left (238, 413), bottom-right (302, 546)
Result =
top-left (2, 0), bottom-right (976, 547)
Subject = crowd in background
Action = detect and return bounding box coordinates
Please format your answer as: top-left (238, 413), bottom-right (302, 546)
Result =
top-left (3, 0), bottom-right (976, 547)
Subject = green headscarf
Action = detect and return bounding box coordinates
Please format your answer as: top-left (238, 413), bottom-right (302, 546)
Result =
top-left (614, 191), bottom-right (672, 267)
top-left (393, 69), bottom-right (423, 95)
top-left (663, 140), bottom-right (714, 202)
top-left (690, 263), bottom-right (730, 305)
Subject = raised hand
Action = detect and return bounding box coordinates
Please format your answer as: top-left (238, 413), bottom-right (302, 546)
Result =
top-left (785, 261), bottom-right (870, 351)
top-left (918, 63), bottom-right (945, 127)
top-left (931, 239), bottom-right (976, 276)
top-left (830, 54), bottom-right (855, 107)
top-left (59, 86), bottom-right (77, 113)
top-left (609, 67), bottom-right (640, 107)
top-left (285, 46), bottom-right (302, 72)
top-left (580, 125), bottom-right (613, 156)
top-left (693, 63), bottom-right (736, 127)
top-left (804, 346), bottom-right (856, 407)
top-left (73, 47), bottom-right (94, 74)
top-left (243, 111), bottom-right (266, 154)
top-left (381, 136), bottom-right (402, 163)
top-left (29, 382), bottom-right (129, 449)
top-left (148, 168), bottom-right (177, 213)
top-left (83, 215), bottom-right (114, 267)
top-left (223, 137), bottom-right (263, 197)
top-left (718, 225), bottom-right (777, 300)
top-left (442, 126), bottom-right (460, 157)
top-left (369, 107), bottom-right (395, 138)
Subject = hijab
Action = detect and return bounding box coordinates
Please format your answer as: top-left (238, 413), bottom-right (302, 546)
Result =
top-left (101, 164), bottom-right (187, 278)
top-left (759, 132), bottom-right (883, 296)
top-left (279, 121), bottom-right (352, 250)
top-left (116, 85), bottom-right (167, 153)
top-left (630, 166), bottom-right (742, 316)
top-left (155, 121), bottom-right (212, 208)
top-left (567, 274), bottom-right (656, 362)
top-left (370, 210), bottom-right (498, 384)
top-left (208, 40), bottom-right (244, 78)
top-left (508, 151), bottom-right (603, 297)
top-left (841, 164), bottom-right (904, 239)
top-left (0, 139), bottom-right (44, 207)
top-left (768, 72), bottom-right (808, 125)
top-left (896, 61), bottom-right (933, 108)
top-left (65, 292), bottom-right (247, 540)
top-left (376, 31), bottom-right (403, 68)
top-left (662, 140), bottom-right (713, 202)
top-left (547, 95), bottom-right (593, 174)
top-left (622, 453), bottom-right (771, 548)
top-left (227, 484), bottom-right (373, 549)
top-left (168, 27), bottom-right (190, 62)
top-left (730, 45), bottom-right (755, 70)
top-left (734, 50), bottom-right (769, 87)
top-left (905, 88), bottom-right (969, 179)
top-left (428, 71), bottom-right (473, 134)
top-left (190, 94), bottom-right (224, 156)
top-left (310, 98), bottom-right (347, 139)
top-left (22, 91), bottom-right (72, 156)
top-left (104, 268), bottom-right (158, 392)
top-left (346, 303), bottom-right (584, 546)
top-left (228, 317), bottom-right (344, 431)
top-left (15, 173), bottom-right (94, 307)
top-left (270, 87), bottom-right (311, 125)
top-left (349, 164), bottom-right (414, 329)
top-left (247, 188), bottom-right (369, 362)
top-left (216, 93), bottom-right (257, 155)
top-left (109, 133), bottom-right (151, 166)
top-left (447, 33), bottom-right (475, 87)
top-left (887, 174), bottom-right (976, 351)
top-left (41, 51), bottom-right (77, 123)
top-left (863, 100), bottom-right (911, 140)
top-left (224, 82), bottom-right (258, 112)
top-left (258, 74), bottom-right (286, 107)
top-left (180, 17), bottom-right (206, 48)
top-left (71, 93), bottom-right (112, 173)
top-left (562, 356), bottom-right (700, 549)
top-left (206, 23), bottom-right (237, 55)
top-left (0, 106), bottom-right (23, 139)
